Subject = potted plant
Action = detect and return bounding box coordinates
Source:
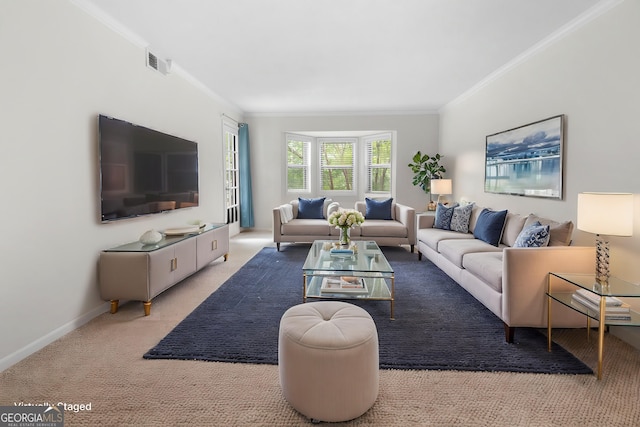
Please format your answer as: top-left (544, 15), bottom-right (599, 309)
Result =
top-left (407, 151), bottom-right (446, 210)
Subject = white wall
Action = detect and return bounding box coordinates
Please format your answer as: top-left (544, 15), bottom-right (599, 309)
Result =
top-left (439, 0), bottom-right (640, 345)
top-left (0, 0), bottom-right (239, 369)
top-left (245, 114), bottom-right (439, 230)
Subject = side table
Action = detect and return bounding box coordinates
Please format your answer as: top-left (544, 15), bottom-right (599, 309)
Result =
top-left (546, 273), bottom-right (640, 379)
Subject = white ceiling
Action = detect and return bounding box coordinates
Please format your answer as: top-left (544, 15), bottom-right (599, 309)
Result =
top-left (78, 0), bottom-right (608, 115)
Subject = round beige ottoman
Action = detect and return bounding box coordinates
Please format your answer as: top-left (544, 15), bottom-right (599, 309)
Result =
top-left (278, 301), bottom-right (379, 423)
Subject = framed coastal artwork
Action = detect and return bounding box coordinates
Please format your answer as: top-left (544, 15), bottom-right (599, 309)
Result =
top-left (484, 115), bottom-right (564, 199)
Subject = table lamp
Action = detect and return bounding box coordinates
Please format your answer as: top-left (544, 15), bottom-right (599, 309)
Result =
top-left (577, 192), bottom-right (634, 284)
top-left (431, 179), bottom-right (452, 205)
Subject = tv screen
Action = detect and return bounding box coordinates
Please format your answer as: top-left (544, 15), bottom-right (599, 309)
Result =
top-left (98, 115), bottom-right (199, 222)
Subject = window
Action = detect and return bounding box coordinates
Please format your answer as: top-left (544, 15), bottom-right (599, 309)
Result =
top-left (319, 138), bottom-right (356, 192)
top-left (364, 134), bottom-right (392, 193)
top-left (223, 121), bottom-right (239, 224)
top-left (284, 132), bottom-right (394, 198)
top-left (286, 134), bottom-right (311, 192)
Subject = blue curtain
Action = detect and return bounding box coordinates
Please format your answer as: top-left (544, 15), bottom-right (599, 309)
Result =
top-left (238, 123), bottom-right (254, 228)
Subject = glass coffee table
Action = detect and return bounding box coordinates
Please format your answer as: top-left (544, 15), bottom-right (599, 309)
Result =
top-left (302, 240), bottom-right (395, 319)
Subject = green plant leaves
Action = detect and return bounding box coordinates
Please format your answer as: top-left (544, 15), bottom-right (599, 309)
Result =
top-left (407, 151), bottom-right (446, 194)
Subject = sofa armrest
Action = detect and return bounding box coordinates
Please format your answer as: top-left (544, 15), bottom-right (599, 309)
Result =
top-left (395, 203), bottom-right (416, 245)
top-left (272, 208), bottom-right (283, 242)
top-left (417, 213), bottom-right (435, 229)
top-left (502, 246), bottom-right (595, 327)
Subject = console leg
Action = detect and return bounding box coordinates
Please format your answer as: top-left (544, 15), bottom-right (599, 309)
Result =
top-left (143, 301), bottom-right (151, 316)
top-left (504, 323), bottom-right (515, 343)
top-left (110, 300), bottom-right (119, 314)
top-left (224, 253), bottom-right (228, 261)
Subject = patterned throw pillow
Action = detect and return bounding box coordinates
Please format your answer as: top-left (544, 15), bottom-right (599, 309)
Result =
top-left (450, 203), bottom-right (474, 233)
top-left (434, 203), bottom-right (458, 230)
top-left (514, 221), bottom-right (551, 247)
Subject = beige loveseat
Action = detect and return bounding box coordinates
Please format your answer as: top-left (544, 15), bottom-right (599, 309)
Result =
top-left (273, 199), bottom-right (416, 252)
top-left (417, 205), bottom-right (595, 342)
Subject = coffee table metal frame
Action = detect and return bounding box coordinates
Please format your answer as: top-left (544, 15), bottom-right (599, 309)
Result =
top-left (302, 240), bottom-right (395, 319)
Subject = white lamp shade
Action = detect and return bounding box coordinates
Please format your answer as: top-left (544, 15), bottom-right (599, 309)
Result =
top-left (431, 179), bottom-right (452, 195)
top-left (577, 192), bottom-right (634, 236)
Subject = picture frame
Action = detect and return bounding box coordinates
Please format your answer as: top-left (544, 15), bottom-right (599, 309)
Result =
top-left (484, 115), bottom-right (564, 199)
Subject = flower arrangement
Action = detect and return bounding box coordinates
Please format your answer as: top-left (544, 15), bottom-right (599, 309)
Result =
top-left (328, 210), bottom-right (365, 245)
top-left (328, 209), bottom-right (365, 229)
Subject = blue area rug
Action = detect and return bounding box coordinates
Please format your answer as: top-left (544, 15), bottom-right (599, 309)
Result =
top-left (144, 245), bottom-right (592, 374)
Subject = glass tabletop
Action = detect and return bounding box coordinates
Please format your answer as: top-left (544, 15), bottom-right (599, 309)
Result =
top-left (550, 273), bottom-right (640, 297)
top-left (302, 240), bottom-right (393, 275)
top-left (105, 223), bottom-right (226, 252)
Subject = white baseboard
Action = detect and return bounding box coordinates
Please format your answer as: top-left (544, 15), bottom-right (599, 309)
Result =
top-left (0, 303), bottom-right (111, 373)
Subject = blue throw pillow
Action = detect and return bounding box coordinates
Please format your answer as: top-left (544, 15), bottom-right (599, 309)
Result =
top-left (365, 197), bottom-right (393, 220)
top-left (297, 197), bottom-right (326, 219)
top-left (514, 221), bottom-right (551, 247)
top-left (473, 209), bottom-right (508, 246)
top-left (434, 203), bottom-right (458, 230)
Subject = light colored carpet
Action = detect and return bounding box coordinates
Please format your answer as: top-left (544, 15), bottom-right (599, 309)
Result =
top-left (1, 231), bottom-right (639, 426)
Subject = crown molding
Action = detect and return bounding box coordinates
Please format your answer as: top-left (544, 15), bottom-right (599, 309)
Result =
top-left (70, 0), bottom-right (148, 48)
top-left (440, 0), bottom-right (624, 113)
top-left (70, 0), bottom-right (242, 116)
top-left (244, 109), bottom-right (439, 118)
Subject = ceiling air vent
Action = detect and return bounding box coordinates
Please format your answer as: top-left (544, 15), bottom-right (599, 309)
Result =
top-left (146, 49), bottom-right (171, 75)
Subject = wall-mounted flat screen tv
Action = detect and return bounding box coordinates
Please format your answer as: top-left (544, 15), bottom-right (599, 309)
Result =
top-left (98, 115), bottom-right (199, 222)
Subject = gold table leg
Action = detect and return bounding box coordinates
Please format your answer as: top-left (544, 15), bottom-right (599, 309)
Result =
top-left (303, 274), bottom-right (307, 303)
top-left (597, 296), bottom-right (605, 380)
top-left (547, 275), bottom-right (552, 352)
top-left (390, 275), bottom-right (395, 320)
top-left (143, 301), bottom-right (151, 316)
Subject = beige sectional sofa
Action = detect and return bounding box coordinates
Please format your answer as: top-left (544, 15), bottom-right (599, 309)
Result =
top-left (417, 205), bottom-right (595, 342)
top-left (273, 199), bottom-right (416, 252)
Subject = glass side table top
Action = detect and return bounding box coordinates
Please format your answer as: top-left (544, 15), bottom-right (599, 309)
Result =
top-left (302, 240), bottom-right (393, 275)
top-left (549, 273), bottom-right (640, 297)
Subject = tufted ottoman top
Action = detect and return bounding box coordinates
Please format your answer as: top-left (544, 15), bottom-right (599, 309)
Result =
top-left (280, 301), bottom-right (377, 350)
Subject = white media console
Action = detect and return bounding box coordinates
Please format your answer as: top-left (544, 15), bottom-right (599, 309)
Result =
top-left (99, 223), bottom-right (229, 315)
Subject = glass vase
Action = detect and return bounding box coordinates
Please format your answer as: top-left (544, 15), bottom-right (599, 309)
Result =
top-left (339, 227), bottom-right (351, 246)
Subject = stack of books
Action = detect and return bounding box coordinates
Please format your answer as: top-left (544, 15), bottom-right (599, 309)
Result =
top-left (571, 288), bottom-right (631, 321)
top-left (321, 276), bottom-right (368, 294)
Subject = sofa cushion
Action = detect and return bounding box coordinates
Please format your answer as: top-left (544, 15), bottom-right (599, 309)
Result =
top-left (365, 197), bottom-right (393, 220)
top-left (417, 228), bottom-right (474, 251)
top-left (462, 252), bottom-right (504, 293)
top-left (514, 221), bottom-right (550, 248)
top-left (438, 238), bottom-right (502, 268)
top-left (450, 203), bottom-right (474, 233)
top-left (281, 219), bottom-right (332, 236)
top-left (501, 212), bottom-right (528, 247)
top-left (297, 197), bottom-right (326, 219)
top-left (468, 205), bottom-right (484, 234)
top-left (434, 203), bottom-right (457, 230)
top-left (524, 215), bottom-right (574, 246)
top-left (473, 209), bottom-right (508, 247)
top-left (359, 220), bottom-right (406, 238)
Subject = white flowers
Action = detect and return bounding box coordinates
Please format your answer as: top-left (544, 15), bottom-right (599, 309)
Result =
top-left (328, 209), bottom-right (365, 229)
